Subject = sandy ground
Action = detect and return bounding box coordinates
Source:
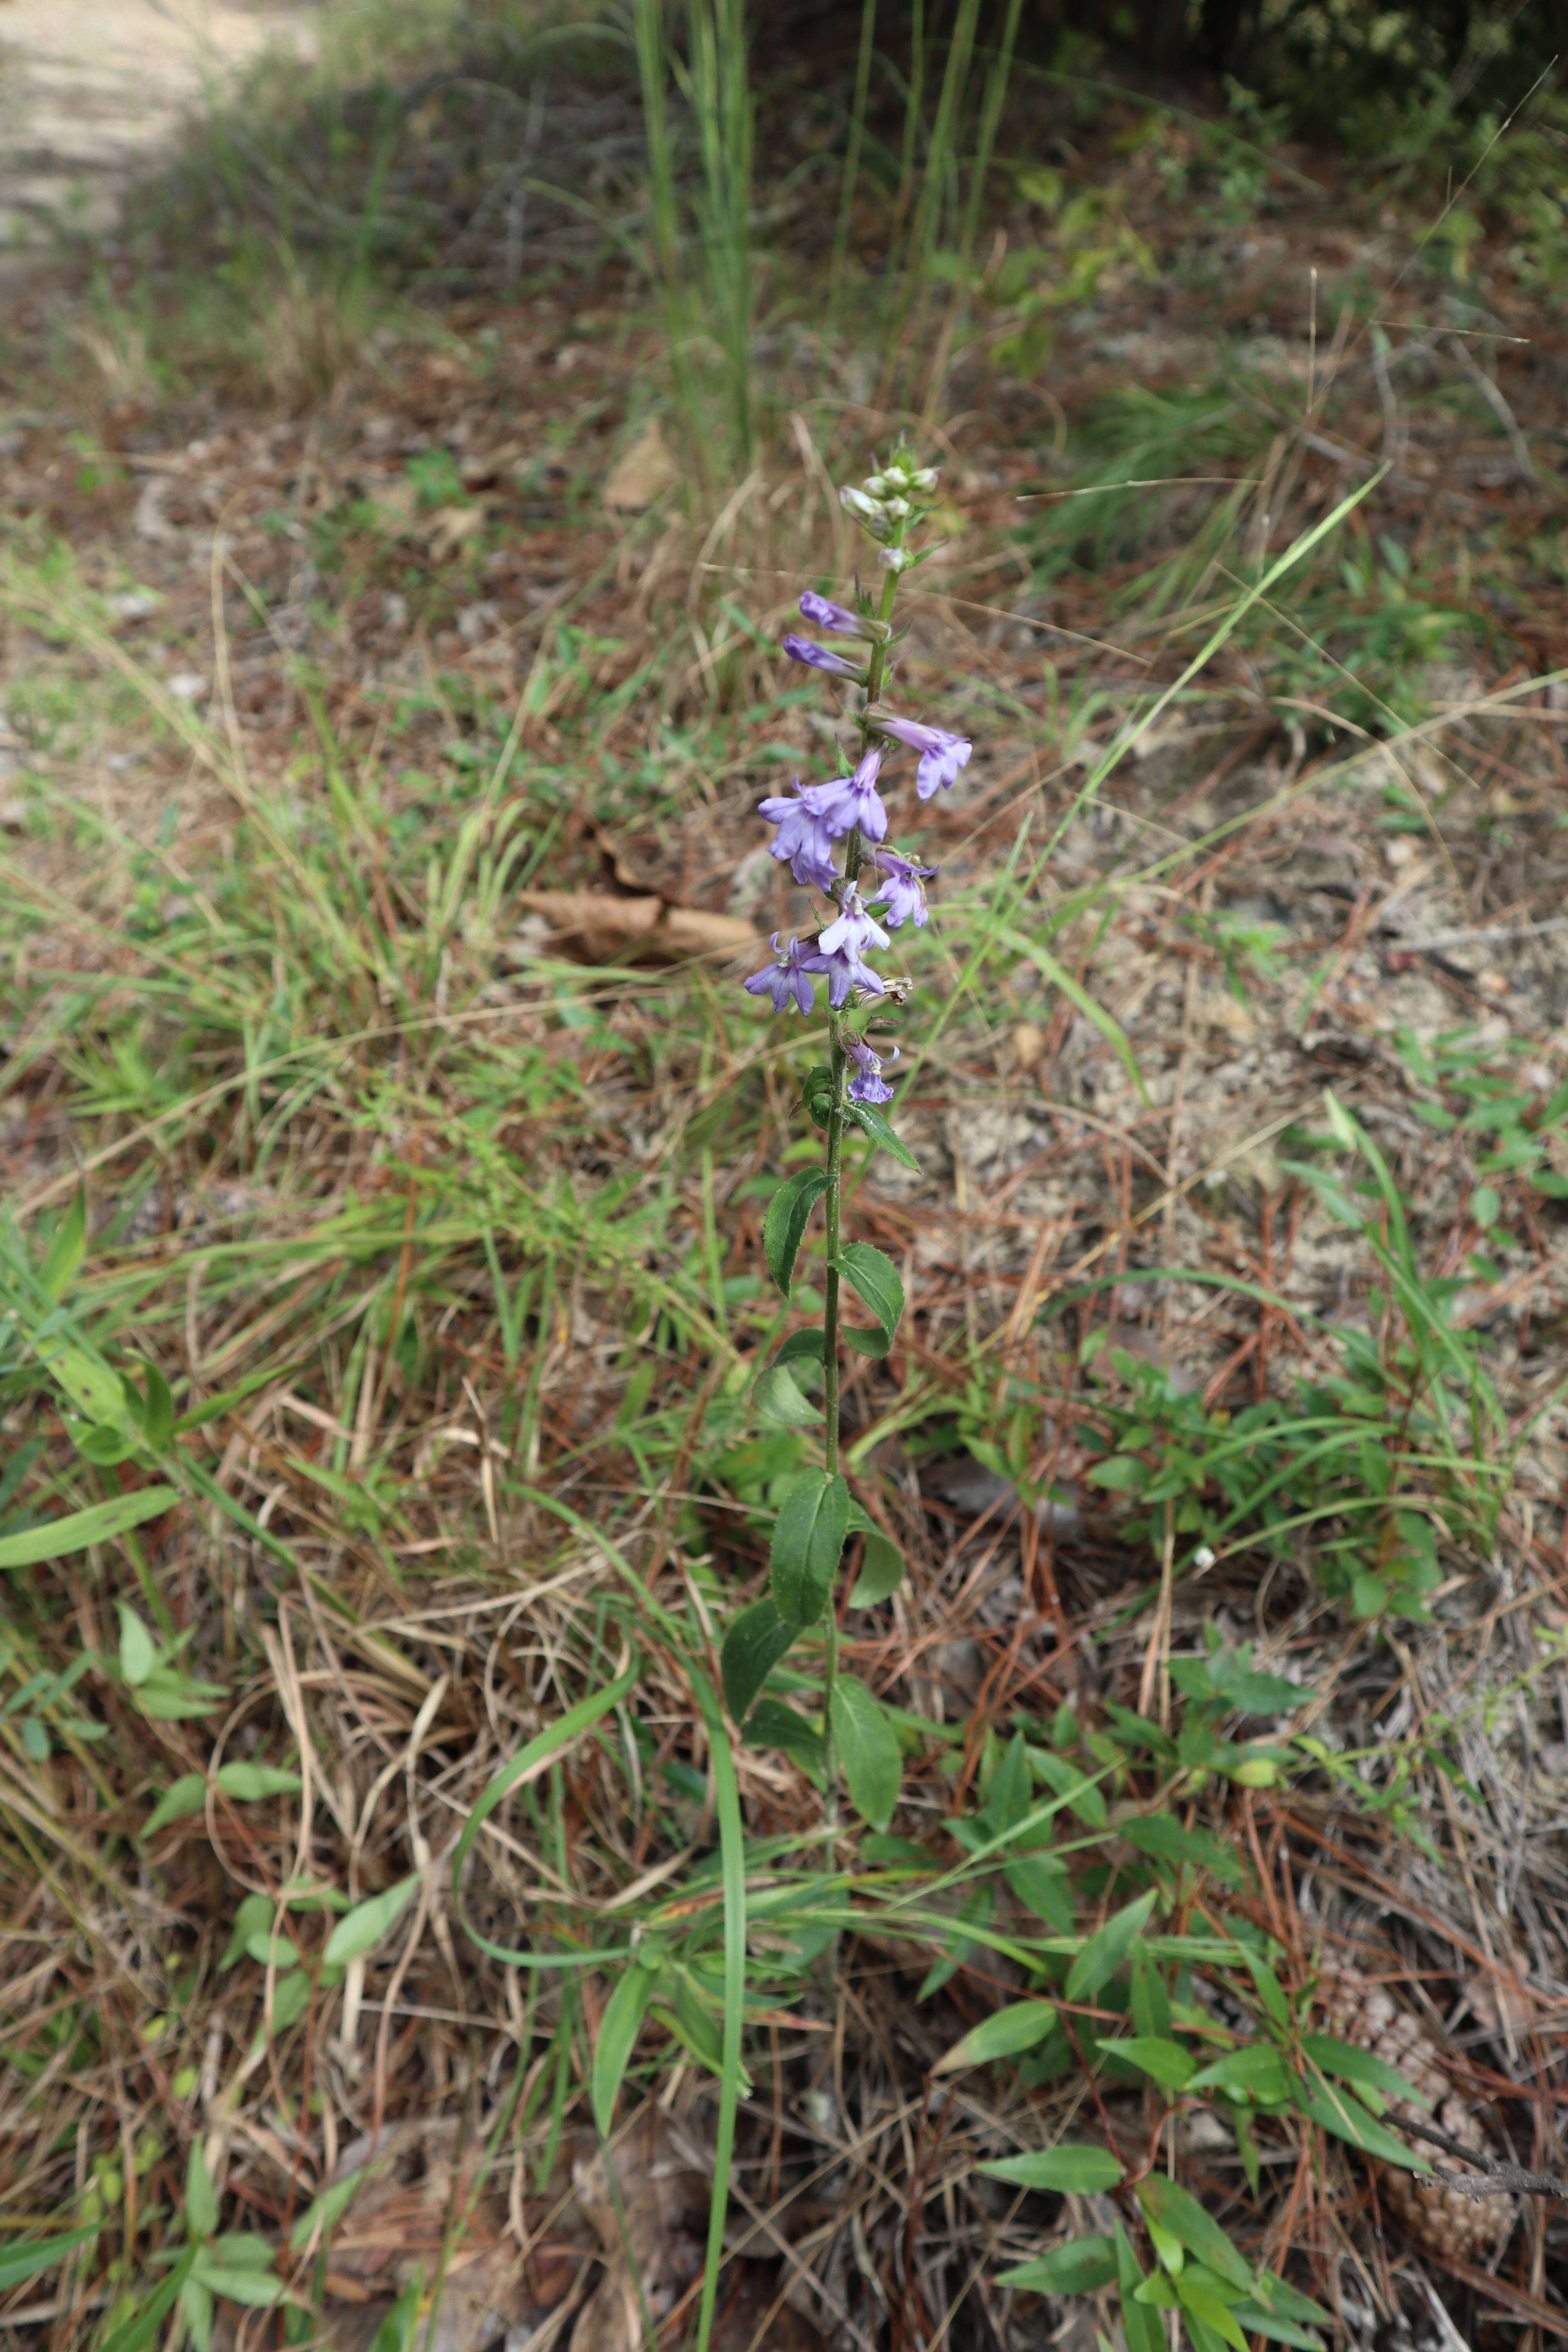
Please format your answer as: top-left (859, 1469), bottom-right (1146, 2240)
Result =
top-left (0, 0), bottom-right (319, 245)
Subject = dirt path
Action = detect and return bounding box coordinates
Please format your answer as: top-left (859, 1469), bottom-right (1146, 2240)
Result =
top-left (0, 0), bottom-right (319, 248)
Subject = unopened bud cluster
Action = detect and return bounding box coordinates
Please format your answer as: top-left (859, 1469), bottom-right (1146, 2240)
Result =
top-left (838, 448), bottom-right (944, 562)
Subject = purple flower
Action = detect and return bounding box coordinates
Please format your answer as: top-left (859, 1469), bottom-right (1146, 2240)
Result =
top-left (784, 633), bottom-right (866, 682)
top-left (869, 848), bottom-right (936, 929)
top-left (799, 590), bottom-right (876, 640)
top-left (875, 713), bottom-right (971, 799)
top-left (757, 780), bottom-right (838, 893)
top-left (802, 944), bottom-right (885, 1009)
top-left (846, 1034), bottom-right (899, 1105)
top-left (817, 884), bottom-right (889, 962)
top-left (801, 750), bottom-right (887, 843)
top-left (743, 933), bottom-right (817, 1016)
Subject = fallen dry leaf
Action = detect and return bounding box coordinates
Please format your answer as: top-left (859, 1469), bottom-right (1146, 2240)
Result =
top-left (569, 2111), bottom-right (707, 2352)
top-left (602, 419), bottom-right (677, 515)
top-left (426, 504), bottom-right (490, 562)
top-left (514, 890), bottom-right (763, 966)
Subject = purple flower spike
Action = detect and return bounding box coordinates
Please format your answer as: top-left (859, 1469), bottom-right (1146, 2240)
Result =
top-left (784, 633), bottom-right (866, 682)
top-left (799, 590), bottom-right (875, 640)
top-left (817, 884), bottom-right (890, 962)
top-left (757, 780), bottom-right (839, 893)
top-left (801, 749), bottom-right (887, 843)
top-left (743, 933), bottom-right (817, 1016)
top-left (802, 944), bottom-right (885, 1009)
top-left (876, 713), bottom-right (972, 799)
top-left (846, 1034), bottom-right (899, 1105)
top-left (869, 848), bottom-right (937, 930)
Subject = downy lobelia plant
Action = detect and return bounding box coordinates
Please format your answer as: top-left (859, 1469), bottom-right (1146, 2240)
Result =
top-left (719, 443), bottom-right (970, 1831)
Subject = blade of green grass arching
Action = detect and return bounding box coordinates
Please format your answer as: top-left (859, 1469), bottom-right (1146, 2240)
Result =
top-left (689, 1665), bottom-right (747, 2352)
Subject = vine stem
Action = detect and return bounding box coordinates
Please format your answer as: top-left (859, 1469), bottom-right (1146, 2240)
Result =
top-left (818, 517), bottom-right (906, 1840)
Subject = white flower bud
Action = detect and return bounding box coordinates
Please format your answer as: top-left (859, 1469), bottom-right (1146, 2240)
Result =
top-left (881, 495), bottom-right (911, 519)
top-left (862, 472), bottom-right (892, 497)
top-left (877, 545), bottom-right (913, 572)
top-left (908, 465), bottom-right (940, 492)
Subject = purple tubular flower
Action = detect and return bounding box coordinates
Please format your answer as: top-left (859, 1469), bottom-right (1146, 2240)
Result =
top-left (802, 945), bottom-right (885, 1009)
top-left (799, 590), bottom-right (874, 639)
top-left (801, 749), bottom-right (887, 843)
top-left (817, 884), bottom-right (890, 962)
top-left (869, 848), bottom-right (937, 930)
top-left (846, 1034), bottom-right (898, 1105)
top-left (783, 633), bottom-right (866, 681)
top-left (876, 713), bottom-right (972, 799)
top-left (742, 933), bottom-right (817, 1016)
top-left (757, 780), bottom-right (839, 893)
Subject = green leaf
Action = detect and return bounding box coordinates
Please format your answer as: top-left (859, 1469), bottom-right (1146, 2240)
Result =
top-left (181, 2276), bottom-right (214, 2352)
top-left (1032, 1747), bottom-right (1107, 1829)
top-left (244, 1930), bottom-right (301, 1970)
top-left (245, 1970), bottom-right (312, 2054)
top-left (216, 1764), bottom-right (304, 1802)
top-left (143, 1774), bottom-right (207, 1835)
top-left (0, 1486), bottom-right (179, 1571)
top-left (1136, 2174), bottom-right (1256, 2294)
top-left (1119, 1813), bottom-right (1246, 1889)
top-left (1187, 2043), bottom-right (1291, 2101)
top-left (720, 1599), bottom-right (799, 1723)
top-left (100, 2247), bottom-right (198, 2352)
top-left (323, 1875), bottom-right (420, 1968)
top-left (118, 1604), bottom-right (156, 1689)
top-left (189, 2262), bottom-right (287, 2310)
top-left (0, 2225), bottom-right (100, 2290)
top-left (849, 1530), bottom-right (905, 1606)
top-left (1102, 2035), bottom-right (1195, 2090)
top-left (1228, 2306), bottom-right (1324, 2350)
top-left (1085, 1455), bottom-right (1149, 1492)
top-left (39, 1192), bottom-right (87, 1301)
top-left (592, 1961), bottom-right (661, 2135)
top-left (131, 1665), bottom-right (228, 1721)
top-left (1003, 929), bottom-right (1149, 1103)
top-left (128, 1362), bottom-right (176, 1457)
top-left (934, 2000), bottom-right (1060, 2075)
top-left (998, 2239), bottom-right (1116, 2295)
top-left (830, 1674), bottom-right (901, 1831)
top-left (982, 2143), bottom-right (1123, 2193)
top-left (1292, 2073), bottom-right (1428, 2172)
top-left (1176, 2275), bottom-right (1250, 2350)
top-left (741, 1695), bottom-right (823, 1781)
top-left (773, 1330), bottom-right (826, 1368)
top-left (831, 1241), bottom-right (904, 1348)
top-left (844, 1098), bottom-right (920, 1169)
top-left (1005, 1853), bottom-right (1074, 1932)
top-left (221, 1895), bottom-right (275, 1970)
top-left (185, 2143), bottom-right (219, 2241)
top-left (1299, 2032), bottom-right (1432, 2110)
top-left (1115, 2222), bottom-right (1166, 2352)
top-left (752, 1362), bottom-right (821, 1426)
top-left (764, 1171), bottom-right (829, 1296)
top-left (287, 2172), bottom-right (363, 2253)
top-left (769, 1471), bottom-right (850, 1626)
top-left (841, 1321), bottom-right (891, 1358)
top-left (1065, 1890), bottom-right (1157, 2003)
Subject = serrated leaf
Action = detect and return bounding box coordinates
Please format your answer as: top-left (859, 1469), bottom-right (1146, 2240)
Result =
top-left (591, 1962), bottom-right (661, 2134)
top-left (216, 1764), bottom-right (304, 1801)
top-left (118, 1604), bottom-right (156, 1688)
top-left (764, 1171), bottom-right (829, 1296)
top-left (323, 1875), bottom-right (420, 1968)
top-left (144, 1773), bottom-right (207, 1835)
top-left (849, 1531), bottom-right (905, 1605)
top-left (934, 2000), bottom-right (1059, 2074)
top-left (0, 1485), bottom-right (179, 1571)
top-left (185, 2143), bottom-right (219, 2240)
top-left (830, 1674), bottom-right (900, 1831)
top-left (1136, 2174), bottom-right (1256, 2293)
top-left (997, 2238), bottom-right (1117, 2295)
top-left (844, 1098), bottom-right (920, 1169)
top-left (981, 2143), bottom-right (1123, 2193)
top-left (753, 1362), bottom-right (821, 1426)
top-left (1065, 1889), bottom-right (1156, 2002)
top-left (720, 1598), bottom-right (799, 1722)
top-left (831, 1242), bottom-right (903, 1346)
top-left (769, 1471), bottom-right (849, 1626)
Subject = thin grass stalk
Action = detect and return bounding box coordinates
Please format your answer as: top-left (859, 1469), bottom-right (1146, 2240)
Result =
top-left (881, 0), bottom-right (982, 403)
top-left (918, 0), bottom-right (1025, 416)
top-left (632, 0), bottom-right (710, 492)
top-left (830, 0), bottom-right (878, 299)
